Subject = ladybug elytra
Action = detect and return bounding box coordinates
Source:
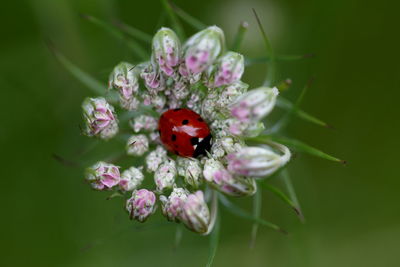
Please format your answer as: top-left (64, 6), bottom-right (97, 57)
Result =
top-left (158, 108), bottom-right (212, 158)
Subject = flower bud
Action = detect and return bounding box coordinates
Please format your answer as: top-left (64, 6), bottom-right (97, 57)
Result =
top-left (180, 191), bottom-right (210, 234)
top-left (182, 26), bottom-right (225, 76)
top-left (146, 146), bottom-right (167, 172)
top-left (176, 157), bottom-right (203, 188)
top-left (217, 81), bottom-right (248, 113)
top-left (160, 187), bottom-right (189, 222)
top-left (227, 144), bottom-right (291, 177)
top-left (230, 87), bottom-right (279, 123)
top-left (82, 97), bottom-right (118, 140)
top-left (85, 161), bottom-right (120, 190)
top-left (130, 115), bottom-right (158, 133)
top-left (119, 166), bottom-right (144, 191)
top-left (207, 51), bottom-right (244, 88)
top-left (141, 61), bottom-right (166, 91)
top-left (108, 62), bottom-right (140, 110)
top-left (152, 27), bottom-right (181, 77)
top-left (126, 134), bottom-right (149, 156)
top-left (126, 189), bottom-right (156, 222)
top-left (154, 159), bottom-right (177, 192)
top-left (203, 158), bottom-right (256, 196)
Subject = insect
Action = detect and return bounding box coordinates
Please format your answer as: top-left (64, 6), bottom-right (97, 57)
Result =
top-left (158, 108), bottom-right (212, 158)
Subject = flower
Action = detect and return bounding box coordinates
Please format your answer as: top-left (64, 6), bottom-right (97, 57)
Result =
top-left (126, 134), bottom-right (149, 156)
top-left (154, 159), bottom-right (177, 192)
top-left (146, 146), bottom-right (167, 172)
top-left (108, 62), bottom-right (140, 110)
top-left (119, 166), bottom-right (144, 191)
top-left (130, 115), bottom-right (158, 133)
top-left (180, 191), bottom-right (210, 234)
top-left (126, 189), bottom-right (157, 222)
top-left (152, 27), bottom-right (181, 77)
top-left (227, 144), bottom-right (291, 177)
top-left (82, 97), bottom-right (118, 139)
top-left (85, 161), bottom-right (120, 190)
top-left (160, 187), bottom-right (189, 222)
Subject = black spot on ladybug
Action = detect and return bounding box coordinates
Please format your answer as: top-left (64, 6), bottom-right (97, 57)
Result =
top-left (173, 108), bottom-right (181, 111)
top-left (182, 119), bottom-right (189, 125)
top-left (193, 134), bottom-right (212, 158)
top-left (197, 117), bottom-right (204, 122)
top-left (171, 134), bottom-right (176, 141)
top-left (190, 137), bottom-right (199, 145)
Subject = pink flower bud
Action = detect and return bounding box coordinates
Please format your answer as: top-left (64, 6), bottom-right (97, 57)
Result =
top-left (152, 27), bottom-right (181, 77)
top-left (180, 191), bottom-right (210, 234)
top-left (82, 97), bottom-right (118, 140)
top-left (207, 51), bottom-right (244, 88)
top-left (160, 188), bottom-right (189, 222)
top-left (126, 189), bottom-right (157, 222)
top-left (85, 161), bottom-right (120, 190)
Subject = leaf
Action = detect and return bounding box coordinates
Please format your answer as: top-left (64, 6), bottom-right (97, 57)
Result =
top-left (169, 1), bottom-right (206, 30)
top-left (231, 21), bottom-right (249, 52)
top-left (260, 182), bottom-right (304, 221)
top-left (80, 14), bottom-right (148, 60)
top-left (161, 0), bottom-right (185, 39)
top-left (112, 19), bottom-right (153, 44)
top-left (271, 77), bottom-right (313, 133)
top-left (206, 212), bottom-right (220, 267)
top-left (47, 42), bottom-right (106, 95)
top-left (249, 188), bottom-right (262, 248)
top-left (250, 135), bottom-right (346, 164)
top-left (219, 194), bottom-right (287, 234)
top-left (252, 8), bottom-right (275, 86)
top-left (276, 97), bottom-right (331, 128)
top-left (280, 169), bottom-right (305, 222)
top-left (245, 54), bottom-right (314, 66)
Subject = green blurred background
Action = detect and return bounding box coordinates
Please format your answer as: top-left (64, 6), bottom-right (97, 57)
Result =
top-left (1, 0), bottom-right (399, 266)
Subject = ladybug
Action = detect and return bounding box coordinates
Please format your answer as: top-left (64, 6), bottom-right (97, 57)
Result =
top-left (158, 108), bottom-right (212, 158)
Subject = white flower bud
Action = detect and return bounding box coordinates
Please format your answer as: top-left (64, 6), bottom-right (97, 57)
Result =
top-left (160, 187), bottom-right (189, 222)
top-left (180, 191), bottom-right (210, 234)
top-left (146, 146), bottom-right (167, 172)
top-left (152, 27), bottom-right (181, 77)
top-left (119, 166), bottom-right (144, 191)
top-left (141, 61), bottom-right (166, 91)
top-left (126, 134), bottom-right (149, 156)
top-left (181, 26), bottom-right (225, 77)
top-left (126, 189), bottom-right (156, 222)
top-left (203, 158), bottom-right (256, 197)
top-left (154, 159), bottom-right (177, 192)
top-left (227, 144), bottom-right (291, 177)
top-left (176, 157), bottom-right (203, 188)
top-left (85, 161), bottom-right (120, 190)
top-left (82, 97), bottom-right (118, 140)
top-left (130, 115), bottom-right (158, 133)
top-left (108, 62), bottom-right (140, 110)
top-left (207, 51), bottom-right (244, 88)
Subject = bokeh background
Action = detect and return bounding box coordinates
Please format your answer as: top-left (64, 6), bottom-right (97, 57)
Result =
top-left (1, 0), bottom-right (399, 266)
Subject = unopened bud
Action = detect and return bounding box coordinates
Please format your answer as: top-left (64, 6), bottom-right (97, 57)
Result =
top-left (152, 27), bottom-right (181, 77)
top-left (82, 97), bottom-right (118, 140)
top-left (126, 189), bottom-right (156, 222)
top-left (126, 134), bottom-right (149, 156)
top-left (108, 62), bottom-right (140, 110)
top-left (119, 166), bottom-right (144, 191)
top-left (180, 191), bottom-right (210, 234)
top-left (227, 144), bottom-right (291, 177)
top-left (154, 159), bottom-right (177, 192)
top-left (176, 157), bottom-right (203, 188)
top-left (203, 158), bottom-right (256, 196)
top-left (207, 51), bottom-right (244, 88)
top-left (146, 146), bottom-right (167, 172)
top-left (182, 26), bottom-right (225, 76)
top-left (130, 115), bottom-right (158, 133)
top-left (160, 187), bottom-right (189, 222)
top-left (85, 161), bottom-right (120, 190)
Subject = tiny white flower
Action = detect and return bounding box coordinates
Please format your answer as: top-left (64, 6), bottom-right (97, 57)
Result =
top-left (146, 145), bottom-right (167, 172)
top-left (176, 157), bottom-right (203, 188)
top-left (154, 159), bottom-right (177, 192)
top-left (130, 115), bottom-right (158, 133)
top-left (126, 134), bottom-right (149, 156)
top-left (119, 166), bottom-right (144, 191)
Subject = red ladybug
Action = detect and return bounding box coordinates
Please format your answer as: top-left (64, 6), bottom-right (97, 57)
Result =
top-left (158, 108), bottom-right (212, 158)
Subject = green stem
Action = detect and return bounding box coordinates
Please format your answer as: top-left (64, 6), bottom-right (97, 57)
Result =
top-left (169, 1), bottom-right (206, 30)
top-left (161, 0), bottom-right (185, 39)
top-left (250, 188), bottom-right (262, 248)
top-left (281, 169), bottom-right (305, 222)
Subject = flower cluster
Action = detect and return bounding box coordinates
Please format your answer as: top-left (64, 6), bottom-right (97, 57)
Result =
top-left (82, 26), bottom-right (290, 234)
